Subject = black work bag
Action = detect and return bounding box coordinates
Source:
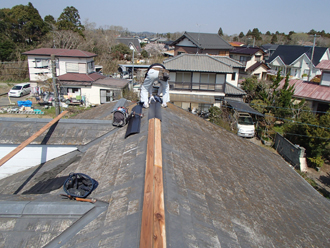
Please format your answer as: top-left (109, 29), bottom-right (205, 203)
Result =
top-left (63, 173), bottom-right (97, 198)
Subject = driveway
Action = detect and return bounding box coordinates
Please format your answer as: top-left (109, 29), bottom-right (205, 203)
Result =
top-left (0, 94), bottom-right (31, 107)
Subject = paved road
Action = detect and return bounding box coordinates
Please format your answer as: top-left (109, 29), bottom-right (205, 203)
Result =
top-left (0, 94), bottom-right (30, 107)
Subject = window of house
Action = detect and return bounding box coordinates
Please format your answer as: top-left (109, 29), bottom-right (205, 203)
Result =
top-left (200, 73), bottom-right (216, 84)
top-left (240, 56), bottom-right (251, 63)
top-left (67, 88), bottom-right (81, 95)
top-left (231, 73), bottom-right (236, 81)
top-left (66, 63), bottom-right (79, 73)
top-left (176, 72), bottom-right (191, 82)
top-left (100, 89), bottom-right (113, 103)
top-left (87, 61), bottom-right (95, 74)
top-left (255, 55), bottom-right (261, 62)
top-left (34, 58), bottom-right (49, 68)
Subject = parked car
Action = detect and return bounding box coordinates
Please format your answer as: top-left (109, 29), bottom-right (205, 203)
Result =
top-left (8, 83), bottom-right (31, 97)
top-left (235, 112), bottom-right (255, 138)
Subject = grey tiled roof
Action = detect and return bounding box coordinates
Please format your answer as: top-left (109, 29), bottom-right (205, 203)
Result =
top-left (116, 37), bottom-right (142, 52)
top-left (225, 82), bottom-right (246, 95)
top-left (0, 103), bottom-right (330, 247)
top-left (213, 56), bottom-right (245, 68)
top-left (172, 32), bottom-right (233, 50)
top-left (164, 54), bottom-right (234, 73)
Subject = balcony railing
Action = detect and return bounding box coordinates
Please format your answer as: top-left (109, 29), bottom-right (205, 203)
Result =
top-left (169, 82), bottom-right (224, 92)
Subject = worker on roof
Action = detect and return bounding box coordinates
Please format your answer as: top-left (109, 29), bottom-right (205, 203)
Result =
top-left (140, 63), bottom-right (170, 108)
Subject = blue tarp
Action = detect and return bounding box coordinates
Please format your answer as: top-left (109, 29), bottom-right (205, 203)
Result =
top-left (17, 100), bottom-right (32, 107)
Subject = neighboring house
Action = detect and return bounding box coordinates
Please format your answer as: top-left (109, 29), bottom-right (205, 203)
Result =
top-left (163, 54), bottom-right (245, 111)
top-left (22, 48), bottom-right (98, 82)
top-left (171, 31), bottom-right (233, 56)
top-left (22, 48), bottom-right (128, 105)
top-left (58, 74), bottom-right (129, 105)
top-left (279, 78), bottom-right (330, 113)
top-left (229, 46), bottom-right (265, 68)
top-left (116, 37), bottom-right (142, 53)
top-left (267, 45), bottom-right (330, 79)
top-left (245, 62), bottom-right (270, 80)
top-left (316, 60), bottom-right (330, 86)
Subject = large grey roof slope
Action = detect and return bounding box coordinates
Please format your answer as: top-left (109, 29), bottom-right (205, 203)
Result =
top-left (172, 31), bottom-right (233, 50)
top-left (164, 54), bottom-right (233, 73)
top-left (0, 103), bottom-right (329, 247)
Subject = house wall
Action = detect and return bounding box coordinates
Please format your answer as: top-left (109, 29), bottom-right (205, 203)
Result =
top-left (245, 51), bottom-right (263, 69)
top-left (27, 55), bottom-right (95, 82)
top-left (27, 55), bottom-right (52, 82)
top-left (225, 68), bottom-right (239, 87)
top-left (81, 85), bottom-right (123, 105)
top-left (320, 50), bottom-right (330, 61)
top-left (249, 66), bottom-right (267, 80)
top-left (58, 57), bottom-right (92, 76)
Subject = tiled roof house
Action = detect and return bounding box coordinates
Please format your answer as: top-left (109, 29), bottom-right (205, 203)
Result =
top-left (22, 48), bottom-right (129, 105)
top-left (171, 31), bottom-right (233, 56)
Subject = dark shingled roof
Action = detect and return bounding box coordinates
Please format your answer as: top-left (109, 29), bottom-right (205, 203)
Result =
top-left (230, 46), bottom-right (264, 55)
top-left (246, 62), bottom-right (270, 72)
top-left (268, 45), bottom-right (329, 66)
top-left (171, 31), bottom-right (233, 50)
top-left (0, 103), bottom-right (329, 247)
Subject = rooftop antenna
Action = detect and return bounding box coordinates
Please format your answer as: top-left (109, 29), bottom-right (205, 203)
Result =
top-left (196, 23), bottom-right (201, 54)
top-left (196, 23), bottom-right (207, 54)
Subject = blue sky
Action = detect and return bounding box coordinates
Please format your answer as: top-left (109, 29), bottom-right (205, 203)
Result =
top-left (2, 0), bottom-right (330, 35)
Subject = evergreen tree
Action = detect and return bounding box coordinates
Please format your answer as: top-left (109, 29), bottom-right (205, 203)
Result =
top-left (239, 32), bottom-right (244, 38)
top-left (271, 34), bottom-right (278, 44)
top-left (57, 6), bottom-right (84, 36)
top-left (218, 27), bottom-right (223, 36)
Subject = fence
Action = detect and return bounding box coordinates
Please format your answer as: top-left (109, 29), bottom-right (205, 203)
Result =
top-left (274, 132), bottom-right (306, 168)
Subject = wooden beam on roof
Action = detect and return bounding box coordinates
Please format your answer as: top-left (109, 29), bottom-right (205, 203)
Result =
top-left (0, 111), bottom-right (68, 167)
top-left (153, 118), bottom-right (166, 248)
top-left (140, 117), bottom-right (166, 248)
top-left (140, 118), bottom-right (155, 248)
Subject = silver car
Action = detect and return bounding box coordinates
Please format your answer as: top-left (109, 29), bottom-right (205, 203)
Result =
top-left (8, 83), bottom-right (31, 97)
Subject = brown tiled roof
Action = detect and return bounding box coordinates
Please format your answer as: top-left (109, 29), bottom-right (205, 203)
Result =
top-left (279, 79), bottom-right (330, 102)
top-left (22, 48), bottom-right (97, 58)
top-left (246, 62), bottom-right (270, 71)
top-left (58, 73), bottom-right (105, 82)
top-left (316, 60), bottom-right (330, 70)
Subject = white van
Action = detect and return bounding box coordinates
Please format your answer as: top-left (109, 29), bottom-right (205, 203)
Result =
top-left (235, 112), bottom-right (255, 138)
top-left (8, 83), bottom-right (31, 97)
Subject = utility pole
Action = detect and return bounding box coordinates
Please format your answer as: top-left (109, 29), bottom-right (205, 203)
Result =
top-left (308, 34), bottom-right (320, 81)
top-left (51, 54), bottom-right (60, 116)
top-left (132, 48), bottom-right (135, 85)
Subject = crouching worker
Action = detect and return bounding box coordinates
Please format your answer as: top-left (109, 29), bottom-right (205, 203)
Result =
top-left (140, 63), bottom-right (170, 108)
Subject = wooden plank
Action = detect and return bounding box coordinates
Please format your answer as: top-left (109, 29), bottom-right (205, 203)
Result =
top-left (153, 118), bottom-right (166, 248)
top-left (0, 111), bottom-right (68, 167)
top-left (140, 118), bottom-right (155, 248)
